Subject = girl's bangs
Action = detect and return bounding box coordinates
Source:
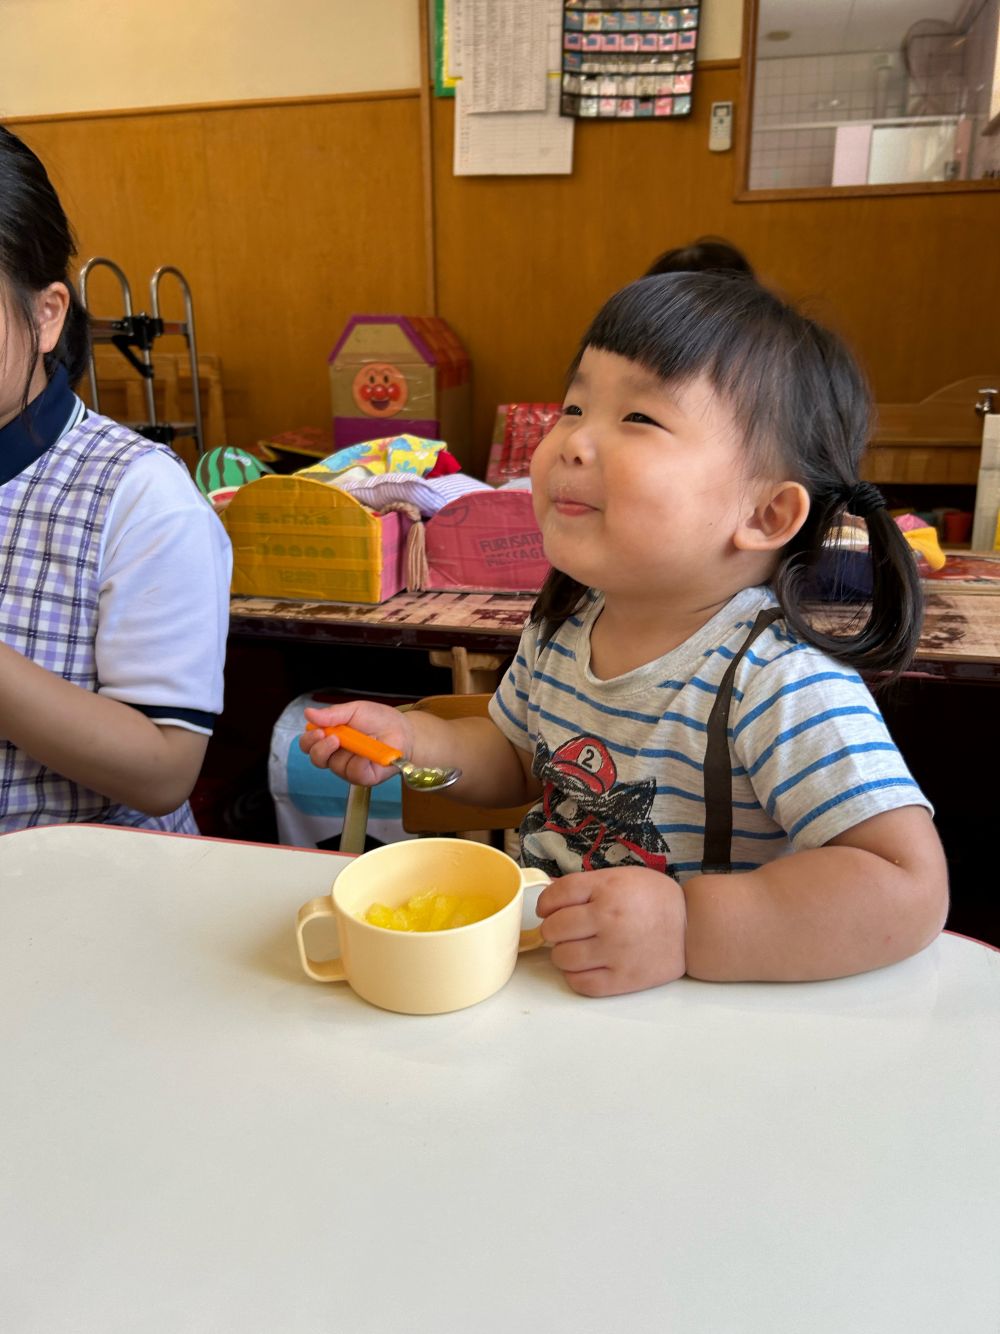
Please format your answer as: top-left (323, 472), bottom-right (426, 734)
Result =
top-left (575, 274), bottom-right (792, 456)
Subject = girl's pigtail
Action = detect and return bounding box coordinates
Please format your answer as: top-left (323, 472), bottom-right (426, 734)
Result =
top-left (850, 505), bottom-right (923, 672)
top-left (776, 485), bottom-right (922, 680)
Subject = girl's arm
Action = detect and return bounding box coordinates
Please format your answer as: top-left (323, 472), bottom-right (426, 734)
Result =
top-left (682, 805), bottom-right (949, 981)
top-left (302, 701), bottom-right (541, 809)
top-left (1, 451), bottom-right (232, 817)
top-left (0, 642), bottom-right (208, 815)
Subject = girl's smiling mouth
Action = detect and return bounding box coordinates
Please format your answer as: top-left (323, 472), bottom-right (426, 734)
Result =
top-left (552, 494), bottom-right (599, 516)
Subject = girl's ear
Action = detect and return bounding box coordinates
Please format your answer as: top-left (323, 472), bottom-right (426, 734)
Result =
top-left (34, 282), bottom-right (70, 356)
top-left (734, 479), bottom-right (810, 552)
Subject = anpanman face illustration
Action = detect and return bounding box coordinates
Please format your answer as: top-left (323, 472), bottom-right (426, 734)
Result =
top-left (352, 362), bottom-right (408, 417)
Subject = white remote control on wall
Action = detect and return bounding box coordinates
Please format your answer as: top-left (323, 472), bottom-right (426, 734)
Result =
top-left (709, 101), bottom-right (733, 152)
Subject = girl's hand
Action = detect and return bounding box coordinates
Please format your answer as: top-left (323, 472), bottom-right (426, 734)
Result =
top-left (300, 701), bottom-right (415, 787)
top-left (536, 867), bottom-right (687, 997)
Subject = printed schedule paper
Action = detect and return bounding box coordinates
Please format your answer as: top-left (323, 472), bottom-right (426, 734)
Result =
top-left (454, 78), bottom-right (574, 175)
top-left (464, 0), bottom-right (549, 113)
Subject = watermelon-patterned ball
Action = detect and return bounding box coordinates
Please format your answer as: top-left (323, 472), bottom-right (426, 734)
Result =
top-left (195, 447), bottom-right (271, 497)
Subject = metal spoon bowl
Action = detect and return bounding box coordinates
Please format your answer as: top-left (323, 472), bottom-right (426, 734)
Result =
top-left (305, 721), bottom-right (462, 792)
top-left (392, 759), bottom-right (462, 792)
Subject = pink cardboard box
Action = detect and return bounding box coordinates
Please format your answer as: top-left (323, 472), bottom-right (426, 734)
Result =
top-left (425, 491), bottom-right (549, 593)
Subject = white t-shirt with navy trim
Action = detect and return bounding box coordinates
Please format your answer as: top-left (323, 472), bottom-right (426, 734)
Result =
top-left (97, 450), bottom-right (231, 733)
top-left (59, 396), bottom-right (232, 736)
top-left (489, 585), bottom-right (931, 882)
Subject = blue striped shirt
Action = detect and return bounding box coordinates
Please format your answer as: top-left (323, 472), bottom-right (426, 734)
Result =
top-left (489, 586), bottom-right (930, 881)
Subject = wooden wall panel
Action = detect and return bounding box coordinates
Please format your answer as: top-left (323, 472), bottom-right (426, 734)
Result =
top-left (433, 66), bottom-right (1000, 475)
top-left (13, 95), bottom-right (426, 449)
top-left (10, 65), bottom-right (1000, 477)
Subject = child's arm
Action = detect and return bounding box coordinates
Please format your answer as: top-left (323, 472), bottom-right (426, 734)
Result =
top-left (537, 805), bottom-right (947, 995)
top-left (302, 700), bottom-right (541, 809)
top-left (0, 642), bottom-right (208, 815)
top-left (682, 805), bottom-right (948, 981)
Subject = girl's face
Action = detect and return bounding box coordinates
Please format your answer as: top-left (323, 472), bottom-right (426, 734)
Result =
top-left (530, 347), bottom-right (760, 603)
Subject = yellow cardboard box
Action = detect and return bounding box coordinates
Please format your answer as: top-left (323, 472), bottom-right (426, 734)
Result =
top-left (222, 473), bottom-right (410, 604)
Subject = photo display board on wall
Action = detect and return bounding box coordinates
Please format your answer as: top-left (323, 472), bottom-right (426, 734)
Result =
top-left (561, 2), bottom-right (699, 119)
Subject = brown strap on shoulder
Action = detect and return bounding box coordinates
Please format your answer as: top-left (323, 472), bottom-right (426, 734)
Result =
top-left (700, 607), bottom-right (784, 876)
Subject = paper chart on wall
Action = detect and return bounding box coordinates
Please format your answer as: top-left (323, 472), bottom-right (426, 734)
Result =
top-left (453, 77), bottom-right (573, 176)
top-left (458, 0), bottom-right (568, 78)
top-left (462, 0), bottom-right (549, 113)
top-left (447, 0), bottom-right (564, 94)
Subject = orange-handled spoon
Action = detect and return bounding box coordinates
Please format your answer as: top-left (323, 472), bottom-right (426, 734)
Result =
top-left (304, 721), bottom-right (462, 791)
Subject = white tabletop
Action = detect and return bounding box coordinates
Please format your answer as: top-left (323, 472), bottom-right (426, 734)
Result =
top-left (1, 825), bottom-right (998, 1334)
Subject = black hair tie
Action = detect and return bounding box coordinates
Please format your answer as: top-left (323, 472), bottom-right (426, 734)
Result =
top-left (844, 481), bottom-right (886, 519)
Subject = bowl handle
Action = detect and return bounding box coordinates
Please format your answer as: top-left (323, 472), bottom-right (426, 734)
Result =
top-left (296, 897), bottom-right (348, 983)
top-left (517, 867), bottom-right (552, 952)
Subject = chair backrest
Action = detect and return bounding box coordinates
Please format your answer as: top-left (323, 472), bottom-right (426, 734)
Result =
top-left (401, 693), bottom-right (534, 835)
top-left (867, 375), bottom-right (998, 486)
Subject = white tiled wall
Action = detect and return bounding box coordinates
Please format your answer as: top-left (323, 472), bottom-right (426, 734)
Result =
top-left (751, 7), bottom-right (1000, 189)
top-left (749, 51), bottom-right (907, 189)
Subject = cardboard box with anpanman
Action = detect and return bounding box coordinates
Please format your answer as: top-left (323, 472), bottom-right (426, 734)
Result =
top-left (327, 315), bottom-right (472, 466)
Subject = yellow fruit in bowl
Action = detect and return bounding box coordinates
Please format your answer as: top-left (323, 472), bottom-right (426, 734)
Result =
top-left (363, 890), bottom-right (498, 932)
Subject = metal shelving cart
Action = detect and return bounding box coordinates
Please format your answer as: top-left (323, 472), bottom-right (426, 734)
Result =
top-left (79, 258), bottom-right (205, 457)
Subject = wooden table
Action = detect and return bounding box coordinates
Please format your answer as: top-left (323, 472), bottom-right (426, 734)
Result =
top-left (229, 590), bottom-right (537, 694)
top-left (1, 824), bottom-right (998, 1334)
top-left (230, 589), bottom-right (536, 656)
top-left (814, 591), bottom-right (1000, 681)
top-left (230, 585), bottom-right (1000, 683)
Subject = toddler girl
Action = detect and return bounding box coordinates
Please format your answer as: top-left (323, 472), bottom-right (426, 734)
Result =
top-left (302, 273), bottom-right (947, 995)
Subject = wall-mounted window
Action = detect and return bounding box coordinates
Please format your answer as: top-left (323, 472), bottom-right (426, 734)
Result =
top-left (737, 0), bottom-right (1000, 197)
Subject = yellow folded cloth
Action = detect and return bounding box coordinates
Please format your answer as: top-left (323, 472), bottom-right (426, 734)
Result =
top-left (901, 525), bottom-right (946, 572)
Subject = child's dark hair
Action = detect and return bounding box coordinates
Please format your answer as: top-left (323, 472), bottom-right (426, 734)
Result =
top-left (645, 235), bottom-right (755, 280)
top-left (532, 272), bottom-right (922, 677)
top-left (0, 126), bottom-right (90, 406)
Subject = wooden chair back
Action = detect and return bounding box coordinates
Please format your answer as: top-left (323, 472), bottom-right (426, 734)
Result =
top-left (866, 376), bottom-right (998, 486)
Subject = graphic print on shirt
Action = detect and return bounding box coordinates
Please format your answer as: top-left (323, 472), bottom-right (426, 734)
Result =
top-left (521, 734), bottom-right (670, 877)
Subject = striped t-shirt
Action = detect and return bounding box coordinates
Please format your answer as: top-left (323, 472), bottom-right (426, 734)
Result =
top-left (489, 585), bottom-right (930, 882)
